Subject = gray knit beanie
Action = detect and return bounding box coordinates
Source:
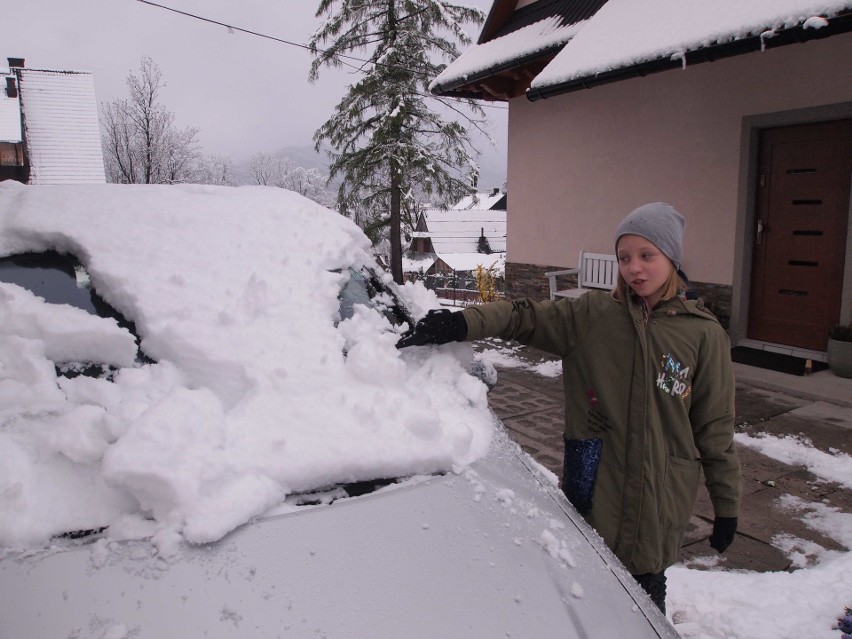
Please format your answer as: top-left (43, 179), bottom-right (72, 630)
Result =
top-left (614, 202), bottom-right (685, 270)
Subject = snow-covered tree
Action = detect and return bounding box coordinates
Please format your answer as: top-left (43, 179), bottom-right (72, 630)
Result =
top-left (101, 56), bottom-right (200, 184)
top-left (247, 152), bottom-right (280, 186)
top-left (309, 0), bottom-right (485, 283)
top-left (195, 154), bottom-right (236, 186)
top-left (246, 151), bottom-right (331, 205)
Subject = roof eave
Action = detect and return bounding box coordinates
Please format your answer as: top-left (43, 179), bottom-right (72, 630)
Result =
top-left (430, 43), bottom-right (564, 99)
top-left (527, 11), bottom-right (852, 102)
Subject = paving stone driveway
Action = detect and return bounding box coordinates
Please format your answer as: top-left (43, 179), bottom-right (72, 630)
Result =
top-left (480, 343), bottom-right (852, 573)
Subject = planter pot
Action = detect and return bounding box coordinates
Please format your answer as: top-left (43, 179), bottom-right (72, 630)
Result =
top-left (827, 338), bottom-right (852, 378)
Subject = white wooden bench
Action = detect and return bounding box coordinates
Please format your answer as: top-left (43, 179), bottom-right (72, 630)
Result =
top-left (545, 251), bottom-right (618, 300)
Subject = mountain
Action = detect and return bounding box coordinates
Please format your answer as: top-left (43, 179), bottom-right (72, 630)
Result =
top-left (260, 144), bottom-right (507, 196)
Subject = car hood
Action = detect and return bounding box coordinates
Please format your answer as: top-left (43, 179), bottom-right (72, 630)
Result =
top-left (0, 429), bottom-right (677, 639)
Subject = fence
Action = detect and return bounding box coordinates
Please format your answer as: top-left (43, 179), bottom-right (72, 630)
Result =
top-left (406, 270), bottom-right (505, 306)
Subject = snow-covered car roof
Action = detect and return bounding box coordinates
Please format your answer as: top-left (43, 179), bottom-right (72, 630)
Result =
top-left (0, 182), bottom-right (495, 548)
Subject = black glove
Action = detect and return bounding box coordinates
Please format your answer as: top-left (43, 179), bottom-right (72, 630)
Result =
top-left (709, 516), bottom-right (737, 553)
top-left (396, 309), bottom-right (467, 348)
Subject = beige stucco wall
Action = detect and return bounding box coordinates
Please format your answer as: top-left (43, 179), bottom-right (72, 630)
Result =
top-left (507, 32), bottom-right (852, 289)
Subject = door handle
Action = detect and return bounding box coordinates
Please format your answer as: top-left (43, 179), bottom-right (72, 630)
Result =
top-left (756, 219), bottom-right (764, 245)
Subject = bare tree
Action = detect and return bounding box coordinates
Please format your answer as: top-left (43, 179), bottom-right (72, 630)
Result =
top-left (283, 166), bottom-right (327, 202)
top-left (247, 152), bottom-right (279, 186)
top-left (196, 154), bottom-right (236, 186)
top-left (101, 56), bottom-right (200, 184)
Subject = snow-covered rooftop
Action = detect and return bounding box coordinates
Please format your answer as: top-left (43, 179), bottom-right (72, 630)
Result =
top-left (430, 15), bottom-right (585, 92)
top-left (453, 190), bottom-right (506, 211)
top-left (402, 255), bottom-right (437, 274)
top-left (437, 251), bottom-right (506, 274)
top-left (17, 68), bottom-right (106, 184)
top-left (418, 209), bottom-right (507, 254)
top-left (530, 0), bottom-right (852, 90)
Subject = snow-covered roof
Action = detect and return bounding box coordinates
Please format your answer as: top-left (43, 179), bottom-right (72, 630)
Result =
top-left (402, 255), bottom-right (436, 273)
top-left (0, 68), bottom-right (22, 143)
top-left (18, 68), bottom-right (106, 184)
top-left (419, 209), bottom-right (507, 254)
top-left (452, 190), bottom-right (506, 210)
top-left (530, 0), bottom-right (852, 92)
top-left (531, 0), bottom-right (852, 90)
top-left (430, 15), bottom-right (584, 93)
top-left (433, 0), bottom-right (851, 101)
top-left (437, 252), bottom-right (506, 274)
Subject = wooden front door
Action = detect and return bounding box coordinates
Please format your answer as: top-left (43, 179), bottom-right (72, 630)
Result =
top-left (748, 119), bottom-right (852, 351)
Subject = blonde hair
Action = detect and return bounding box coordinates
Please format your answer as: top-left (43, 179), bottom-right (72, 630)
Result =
top-left (611, 265), bottom-right (686, 308)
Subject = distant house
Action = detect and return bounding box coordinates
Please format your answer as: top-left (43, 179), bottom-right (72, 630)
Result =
top-left (453, 187), bottom-right (507, 211)
top-left (431, 0), bottom-right (852, 359)
top-left (1, 57), bottom-right (106, 184)
top-left (405, 193), bottom-right (508, 301)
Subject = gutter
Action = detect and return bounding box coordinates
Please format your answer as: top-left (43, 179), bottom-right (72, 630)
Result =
top-left (527, 11), bottom-right (852, 101)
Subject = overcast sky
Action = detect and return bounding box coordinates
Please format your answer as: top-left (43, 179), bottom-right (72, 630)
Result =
top-left (6, 0), bottom-right (507, 185)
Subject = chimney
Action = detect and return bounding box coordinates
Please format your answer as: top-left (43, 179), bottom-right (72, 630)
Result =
top-left (491, 187), bottom-right (500, 196)
top-left (5, 76), bottom-right (17, 98)
top-left (7, 58), bottom-right (25, 69)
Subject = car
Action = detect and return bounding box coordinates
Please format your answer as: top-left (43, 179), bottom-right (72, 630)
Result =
top-left (0, 181), bottom-right (677, 638)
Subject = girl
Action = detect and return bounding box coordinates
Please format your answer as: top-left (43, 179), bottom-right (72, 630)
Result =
top-left (402, 202), bottom-right (741, 613)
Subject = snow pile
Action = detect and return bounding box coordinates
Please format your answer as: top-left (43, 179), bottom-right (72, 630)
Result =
top-left (669, 501), bottom-right (852, 639)
top-left (668, 429), bottom-right (852, 639)
top-left (476, 339), bottom-right (563, 378)
top-left (0, 182), bottom-right (496, 549)
top-left (531, 0), bottom-right (852, 89)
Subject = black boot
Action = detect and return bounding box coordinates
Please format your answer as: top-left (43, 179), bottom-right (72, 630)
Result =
top-left (633, 571), bottom-right (667, 614)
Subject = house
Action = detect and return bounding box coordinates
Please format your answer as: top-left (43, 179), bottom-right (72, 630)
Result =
top-left (431, 0), bottom-right (852, 359)
top-left (1, 57), bottom-right (106, 184)
top-left (406, 196), bottom-right (508, 301)
top-left (453, 187), bottom-right (507, 211)
top-left (411, 207), bottom-right (507, 253)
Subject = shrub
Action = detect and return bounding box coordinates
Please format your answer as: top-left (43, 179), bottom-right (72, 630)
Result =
top-left (829, 323), bottom-right (852, 342)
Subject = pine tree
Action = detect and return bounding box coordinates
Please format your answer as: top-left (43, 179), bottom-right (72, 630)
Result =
top-left (309, 0), bottom-right (485, 283)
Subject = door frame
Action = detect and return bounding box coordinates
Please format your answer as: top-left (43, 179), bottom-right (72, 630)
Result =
top-left (730, 101), bottom-right (852, 357)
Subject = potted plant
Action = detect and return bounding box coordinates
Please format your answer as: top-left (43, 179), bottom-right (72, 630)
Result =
top-left (827, 323), bottom-right (852, 378)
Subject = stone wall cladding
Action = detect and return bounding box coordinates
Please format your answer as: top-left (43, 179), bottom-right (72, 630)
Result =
top-left (505, 262), bottom-right (733, 330)
top-left (505, 262), bottom-right (576, 301)
top-left (690, 281), bottom-right (733, 329)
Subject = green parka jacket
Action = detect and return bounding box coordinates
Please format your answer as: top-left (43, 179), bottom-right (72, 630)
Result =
top-left (462, 291), bottom-right (741, 575)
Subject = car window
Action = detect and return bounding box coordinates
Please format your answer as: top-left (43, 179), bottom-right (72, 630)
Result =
top-left (337, 267), bottom-right (414, 328)
top-left (0, 251), bottom-right (99, 313)
top-left (0, 250), bottom-right (151, 375)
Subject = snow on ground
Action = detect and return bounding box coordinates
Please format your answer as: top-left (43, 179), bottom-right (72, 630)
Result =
top-left (735, 431), bottom-right (852, 490)
top-left (487, 344), bottom-right (852, 639)
top-left (475, 338), bottom-right (564, 378)
top-left (0, 182), bottom-right (496, 550)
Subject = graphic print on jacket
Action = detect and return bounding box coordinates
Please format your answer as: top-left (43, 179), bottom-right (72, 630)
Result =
top-left (656, 353), bottom-right (692, 400)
